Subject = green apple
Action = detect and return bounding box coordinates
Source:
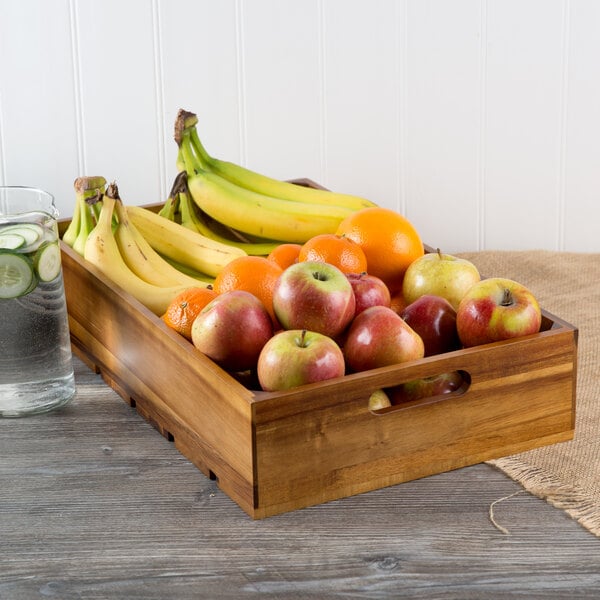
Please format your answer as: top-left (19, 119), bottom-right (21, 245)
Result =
top-left (402, 249), bottom-right (481, 310)
top-left (368, 389), bottom-right (392, 411)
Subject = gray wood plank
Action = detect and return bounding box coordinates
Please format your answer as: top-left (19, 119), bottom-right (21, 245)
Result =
top-left (1, 356), bottom-right (598, 600)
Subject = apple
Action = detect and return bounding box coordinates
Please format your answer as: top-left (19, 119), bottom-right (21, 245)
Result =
top-left (401, 294), bottom-right (461, 356)
top-left (402, 249), bottom-right (481, 310)
top-left (387, 371), bottom-right (466, 404)
top-left (191, 290), bottom-right (273, 372)
top-left (257, 329), bottom-right (345, 391)
top-left (272, 260), bottom-right (356, 339)
top-left (343, 305), bottom-right (425, 372)
top-left (456, 277), bottom-right (542, 347)
top-left (345, 272), bottom-right (391, 317)
top-left (368, 389), bottom-right (392, 411)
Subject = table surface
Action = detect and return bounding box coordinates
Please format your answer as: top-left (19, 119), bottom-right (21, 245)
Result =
top-left (1, 356), bottom-right (598, 600)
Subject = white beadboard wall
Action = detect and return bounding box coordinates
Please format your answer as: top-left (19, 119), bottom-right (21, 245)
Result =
top-left (1, 0), bottom-right (599, 253)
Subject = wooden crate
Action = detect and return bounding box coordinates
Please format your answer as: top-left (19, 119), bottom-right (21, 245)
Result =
top-left (59, 204), bottom-right (577, 519)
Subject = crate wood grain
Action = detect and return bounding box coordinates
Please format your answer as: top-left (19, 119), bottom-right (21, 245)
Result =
top-left (59, 202), bottom-right (577, 519)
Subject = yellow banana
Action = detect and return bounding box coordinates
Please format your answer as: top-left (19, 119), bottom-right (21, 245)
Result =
top-left (113, 198), bottom-right (213, 288)
top-left (176, 181), bottom-right (281, 256)
top-left (83, 185), bottom-right (194, 316)
top-left (176, 109), bottom-right (376, 211)
top-left (186, 167), bottom-right (355, 244)
top-left (126, 204), bottom-right (246, 278)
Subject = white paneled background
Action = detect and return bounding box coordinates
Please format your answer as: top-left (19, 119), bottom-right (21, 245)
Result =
top-left (1, 0), bottom-right (599, 252)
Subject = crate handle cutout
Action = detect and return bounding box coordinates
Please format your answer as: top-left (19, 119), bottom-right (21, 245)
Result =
top-left (368, 370), bottom-right (471, 415)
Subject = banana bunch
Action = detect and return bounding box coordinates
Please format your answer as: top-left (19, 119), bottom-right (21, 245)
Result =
top-left (173, 109), bottom-right (377, 246)
top-left (63, 178), bottom-right (224, 316)
top-left (63, 176), bottom-right (108, 255)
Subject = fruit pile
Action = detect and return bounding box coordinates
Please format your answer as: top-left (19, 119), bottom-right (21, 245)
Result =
top-left (62, 108), bottom-right (543, 399)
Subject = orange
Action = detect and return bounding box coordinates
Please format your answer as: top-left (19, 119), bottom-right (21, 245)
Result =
top-left (390, 289), bottom-right (408, 315)
top-left (162, 286), bottom-right (218, 340)
top-left (213, 255), bottom-right (283, 324)
top-left (298, 233), bottom-right (368, 275)
top-left (335, 207), bottom-right (424, 289)
top-left (267, 243), bottom-right (302, 270)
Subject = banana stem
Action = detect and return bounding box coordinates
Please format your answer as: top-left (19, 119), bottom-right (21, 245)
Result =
top-left (62, 195), bottom-right (82, 247)
top-left (188, 127), bottom-right (213, 169)
top-left (159, 172), bottom-right (187, 222)
top-left (65, 179), bottom-right (107, 247)
top-left (72, 193), bottom-right (99, 256)
top-left (179, 132), bottom-right (203, 177)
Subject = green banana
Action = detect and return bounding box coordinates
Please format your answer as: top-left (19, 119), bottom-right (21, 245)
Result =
top-left (175, 109), bottom-right (376, 211)
top-left (178, 132), bottom-right (354, 244)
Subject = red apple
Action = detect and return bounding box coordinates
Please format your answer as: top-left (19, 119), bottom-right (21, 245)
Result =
top-left (257, 329), bottom-right (345, 391)
top-left (401, 294), bottom-right (461, 356)
top-left (388, 371), bottom-right (466, 404)
top-left (343, 305), bottom-right (425, 372)
top-left (402, 249), bottom-right (481, 310)
top-left (346, 272), bottom-right (391, 317)
top-left (191, 290), bottom-right (273, 372)
top-left (272, 260), bottom-right (356, 339)
top-left (456, 277), bottom-right (542, 347)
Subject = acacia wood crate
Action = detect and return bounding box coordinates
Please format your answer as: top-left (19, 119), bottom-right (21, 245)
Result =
top-left (58, 202), bottom-right (577, 519)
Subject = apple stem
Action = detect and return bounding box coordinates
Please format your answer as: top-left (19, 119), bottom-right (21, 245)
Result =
top-left (300, 329), bottom-right (307, 347)
top-left (501, 288), bottom-right (513, 306)
top-left (436, 248), bottom-right (443, 259)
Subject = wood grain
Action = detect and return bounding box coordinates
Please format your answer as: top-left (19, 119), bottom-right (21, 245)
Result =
top-left (0, 356), bottom-right (598, 600)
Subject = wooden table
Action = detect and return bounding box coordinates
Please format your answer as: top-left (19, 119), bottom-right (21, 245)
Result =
top-left (1, 355), bottom-right (598, 599)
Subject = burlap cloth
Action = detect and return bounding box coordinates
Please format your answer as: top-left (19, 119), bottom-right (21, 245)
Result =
top-left (457, 250), bottom-right (600, 537)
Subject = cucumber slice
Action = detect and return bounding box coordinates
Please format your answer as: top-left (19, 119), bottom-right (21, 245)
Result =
top-left (0, 223), bottom-right (44, 248)
top-left (0, 251), bottom-right (36, 299)
top-left (33, 241), bottom-right (61, 282)
top-left (0, 233), bottom-right (26, 250)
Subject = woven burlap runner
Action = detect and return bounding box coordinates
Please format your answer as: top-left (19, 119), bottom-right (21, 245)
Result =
top-left (457, 250), bottom-right (600, 537)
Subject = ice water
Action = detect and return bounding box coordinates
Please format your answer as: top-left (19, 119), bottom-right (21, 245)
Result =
top-left (0, 191), bottom-right (76, 417)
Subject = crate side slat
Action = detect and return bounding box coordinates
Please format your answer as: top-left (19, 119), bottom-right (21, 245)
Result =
top-left (61, 242), bottom-right (258, 513)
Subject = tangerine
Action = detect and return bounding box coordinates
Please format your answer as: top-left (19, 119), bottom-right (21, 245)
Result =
top-left (298, 233), bottom-right (368, 275)
top-left (213, 255), bottom-right (283, 324)
top-left (267, 243), bottom-right (302, 270)
top-left (162, 286), bottom-right (218, 340)
top-left (335, 207), bottom-right (424, 289)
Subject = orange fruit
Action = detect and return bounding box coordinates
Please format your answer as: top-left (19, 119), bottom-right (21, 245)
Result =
top-left (298, 233), bottom-right (368, 275)
top-left (267, 243), bottom-right (302, 270)
top-left (335, 207), bottom-right (424, 289)
top-left (390, 289), bottom-right (408, 315)
top-left (213, 255), bottom-right (283, 324)
top-left (162, 286), bottom-right (218, 340)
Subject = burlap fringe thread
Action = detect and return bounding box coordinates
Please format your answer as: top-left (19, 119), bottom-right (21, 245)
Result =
top-left (487, 457), bottom-right (600, 537)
